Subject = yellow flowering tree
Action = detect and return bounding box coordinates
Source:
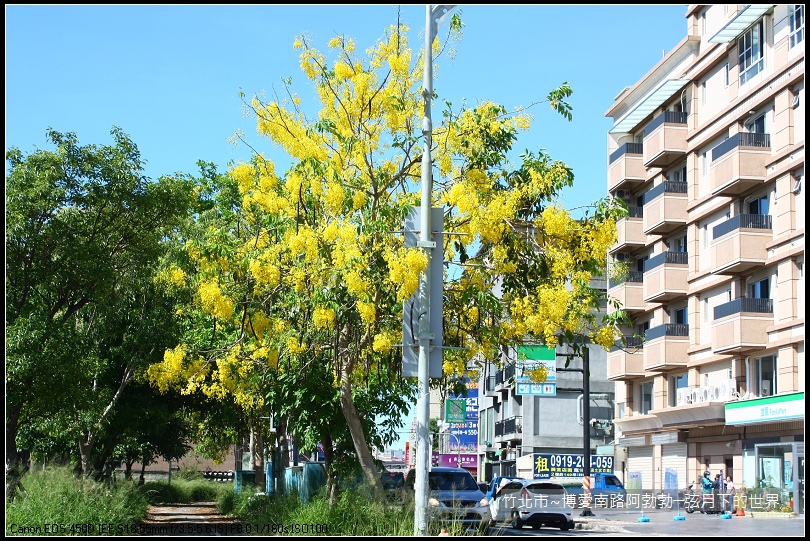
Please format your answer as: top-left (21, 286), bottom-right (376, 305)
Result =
top-left (148, 19), bottom-right (627, 500)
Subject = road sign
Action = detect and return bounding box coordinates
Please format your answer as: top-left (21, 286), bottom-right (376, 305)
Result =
top-left (445, 399), bottom-right (466, 423)
top-left (516, 382), bottom-right (557, 396)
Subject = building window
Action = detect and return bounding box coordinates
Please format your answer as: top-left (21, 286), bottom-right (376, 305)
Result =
top-left (703, 298), bottom-right (710, 322)
top-left (670, 373), bottom-right (688, 407)
top-left (673, 307), bottom-right (688, 325)
top-left (641, 381), bottom-right (653, 414)
top-left (724, 63), bottom-right (730, 87)
top-left (672, 234), bottom-right (687, 253)
top-left (702, 151), bottom-right (709, 178)
top-left (750, 277), bottom-right (770, 299)
top-left (790, 5), bottom-right (804, 47)
top-left (748, 194), bottom-right (769, 215)
top-left (755, 355), bottom-right (777, 397)
top-left (738, 20), bottom-right (765, 85)
top-left (703, 224), bottom-right (709, 249)
top-left (702, 81), bottom-right (707, 105)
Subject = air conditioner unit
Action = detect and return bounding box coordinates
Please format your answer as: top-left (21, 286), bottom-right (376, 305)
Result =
top-left (615, 252), bottom-right (630, 262)
top-left (616, 190), bottom-right (627, 199)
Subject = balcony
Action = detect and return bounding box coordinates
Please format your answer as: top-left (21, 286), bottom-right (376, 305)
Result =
top-left (607, 336), bottom-right (645, 380)
top-left (608, 143), bottom-right (646, 192)
top-left (610, 207), bottom-right (645, 253)
top-left (712, 297), bottom-right (774, 354)
top-left (643, 251), bottom-right (689, 302)
top-left (643, 324), bottom-right (689, 371)
top-left (643, 111), bottom-right (688, 168)
top-left (607, 271), bottom-right (645, 313)
top-left (711, 214), bottom-right (772, 274)
top-left (710, 133), bottom-right (771, 196)
top-left (494, 416), bottom-right (522, 442)
top-left (495, 365), bottom-right (515, 393)
top-left (642, 181), bottom-right (688, 235)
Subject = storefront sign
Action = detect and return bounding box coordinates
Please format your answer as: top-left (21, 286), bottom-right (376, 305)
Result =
top-left (725, 392), bottom-right (804, 425)
top-left (532, 453), bottom-right (614, 479)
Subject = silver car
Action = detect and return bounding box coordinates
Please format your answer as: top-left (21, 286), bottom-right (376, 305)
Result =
top-left (405, 467), bottom-right (491, 528)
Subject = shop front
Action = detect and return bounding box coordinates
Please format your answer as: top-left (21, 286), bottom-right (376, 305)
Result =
top-left (726, 392), bottom-right (804, 514)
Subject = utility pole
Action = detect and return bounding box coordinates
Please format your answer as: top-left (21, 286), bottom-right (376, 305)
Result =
top-left (415, 5), bottom-right (456, 536)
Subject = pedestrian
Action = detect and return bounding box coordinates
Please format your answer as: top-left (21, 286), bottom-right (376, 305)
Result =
top-left (726, 476), bottom-right (736, 511)
top-left (700, 470), bottom-right (714, 512)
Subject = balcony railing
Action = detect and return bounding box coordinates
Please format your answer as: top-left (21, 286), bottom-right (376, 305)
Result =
top-left (644, 323), bottom-right (689, 341)
top-left (626, 205), bottom-right (644, 218)
top-left (642, 180), bottom-right (688, 205)
top-left (644, 111), bottom-right (688, 135)
top-left (608, 270), bottom-right (644, 288)
top-left (612, 335), bottom-right (644, 351)
top-left (714, 297), bottom-right (774, 320)
top-left (711, 132), bottom-right (771, 161)
top-left (712, 214), bottom-right (773, 239)
top-left (609, 142), bottom-right (644, 164)
top-left (495, 416), bottom-right (522, 437)
top-left (644, 251), bottom-right (688, 272)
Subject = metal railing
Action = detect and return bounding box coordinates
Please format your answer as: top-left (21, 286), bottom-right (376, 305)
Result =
top-left (712, 213), bottom-right (772, 239)
top-left (644, 110), bottom-right (688, 135)
top-left (714, 297), bottom-right (774, 320)
top-left (494, 416), bottom-right (522, 437)
top-left (627, 205), bottom-right (644, 218)
top-left (642, 180), bottom-right (688, 204)
top-left (609, 142), bottom-right (644, 164)
top-left (644, 323), bottom-right (689, 341)
top-left (608, 270), bottom-right (644, 288)
top-left (644, 251), bottom-right (688, 271)
top-left (612, 335), bottom-right (644, 351)
top-left (711, 132), bottom-right (771, 161)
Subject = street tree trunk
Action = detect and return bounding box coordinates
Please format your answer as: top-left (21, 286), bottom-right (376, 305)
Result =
top-left (337, 349), bottom-right (385, 502)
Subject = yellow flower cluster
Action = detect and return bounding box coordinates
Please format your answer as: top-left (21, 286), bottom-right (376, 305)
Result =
top-left (248, 255), bottom-right (281, 289)
top-left (591, 324), bottom-right (619, 350)
top-left (313, 305), bottom-right (336, 330)
top-left (386, 247), bottom-right (428, 302)
top-left (287, 336), bottom-right (308, 354)
top-left (198, 279), bottom-right (234, 321)
top-left (324, 181), bottom-right (345, 215)
top-left (231, 162), bottom-right (256, 195)
top-left (345, 269), bottom-right (370, 298)
top-left (372, 331), bottom-right (395, 354)
top-left (286, 227), bottom-right (320, 264)
top-left (356, 300), bottom-right (376, 327)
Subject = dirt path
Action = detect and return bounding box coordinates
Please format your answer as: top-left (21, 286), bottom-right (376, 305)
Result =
top-left (139, 502), bottom-right (244, 536)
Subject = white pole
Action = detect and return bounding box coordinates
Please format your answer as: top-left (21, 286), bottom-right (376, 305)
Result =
top-left (415, 4), bottom-right (455, 536)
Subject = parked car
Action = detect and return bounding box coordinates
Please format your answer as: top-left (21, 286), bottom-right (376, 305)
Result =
top-left (487, 479), bottom-right (529, 525)
top-left (405, 467), bottom-right (490, 528)
top-left (380, 471), bottom-right (405, 500)
top-left (510, 480), bottom-right (575, 531)
top-left (483, 475), bottom-right (524, 506)
top-left (554, 473), bottom-right (627, 508)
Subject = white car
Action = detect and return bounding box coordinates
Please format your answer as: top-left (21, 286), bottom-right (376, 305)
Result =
top-left (492, 480), bottom-right (575, 531)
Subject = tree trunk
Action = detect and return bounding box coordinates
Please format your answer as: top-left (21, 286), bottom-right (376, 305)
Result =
top-left (250, 426), bottom-right (265, 490)
top-left (5, 400), bottom-right (26, 501)
top-left (338, 357), bottom-right (385, 502)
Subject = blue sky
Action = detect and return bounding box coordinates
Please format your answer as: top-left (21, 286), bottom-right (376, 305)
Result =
top-left (6, 4), bottom-right (688, 450)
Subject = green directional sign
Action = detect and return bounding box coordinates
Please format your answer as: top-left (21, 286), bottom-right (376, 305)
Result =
top-left (445, 399), bottom-right (466, 423)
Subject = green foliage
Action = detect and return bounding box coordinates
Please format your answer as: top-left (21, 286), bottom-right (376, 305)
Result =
top-left (5, 466), bottom-right (148, 535)
top-left (140, 478), bottom-right (233, 504)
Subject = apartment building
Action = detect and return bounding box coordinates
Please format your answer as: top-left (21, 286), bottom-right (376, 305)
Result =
top-left (605, 4), bottom-right (804, 511)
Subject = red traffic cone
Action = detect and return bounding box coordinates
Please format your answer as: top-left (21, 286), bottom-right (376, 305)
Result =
top-left (735, 507), bottom-right (745, 516)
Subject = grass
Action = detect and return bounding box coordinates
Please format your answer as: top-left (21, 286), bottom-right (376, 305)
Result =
top-left (231, 484), bottom-right (488, 536)
top-left (5, 466), bottom-right (149, 536)
top-left (6, 467), bottom-right (487, 536)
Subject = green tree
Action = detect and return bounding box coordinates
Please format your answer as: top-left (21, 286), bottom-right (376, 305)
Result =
top-left (5, 127), bottom-right (195, 498)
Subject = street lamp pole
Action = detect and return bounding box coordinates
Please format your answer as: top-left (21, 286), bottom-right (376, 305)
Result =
top-left (415, 5), bottom-right (456, 537)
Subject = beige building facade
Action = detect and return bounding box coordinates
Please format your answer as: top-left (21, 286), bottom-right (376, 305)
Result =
top-left (605, 4), bottom-right (804, 512)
